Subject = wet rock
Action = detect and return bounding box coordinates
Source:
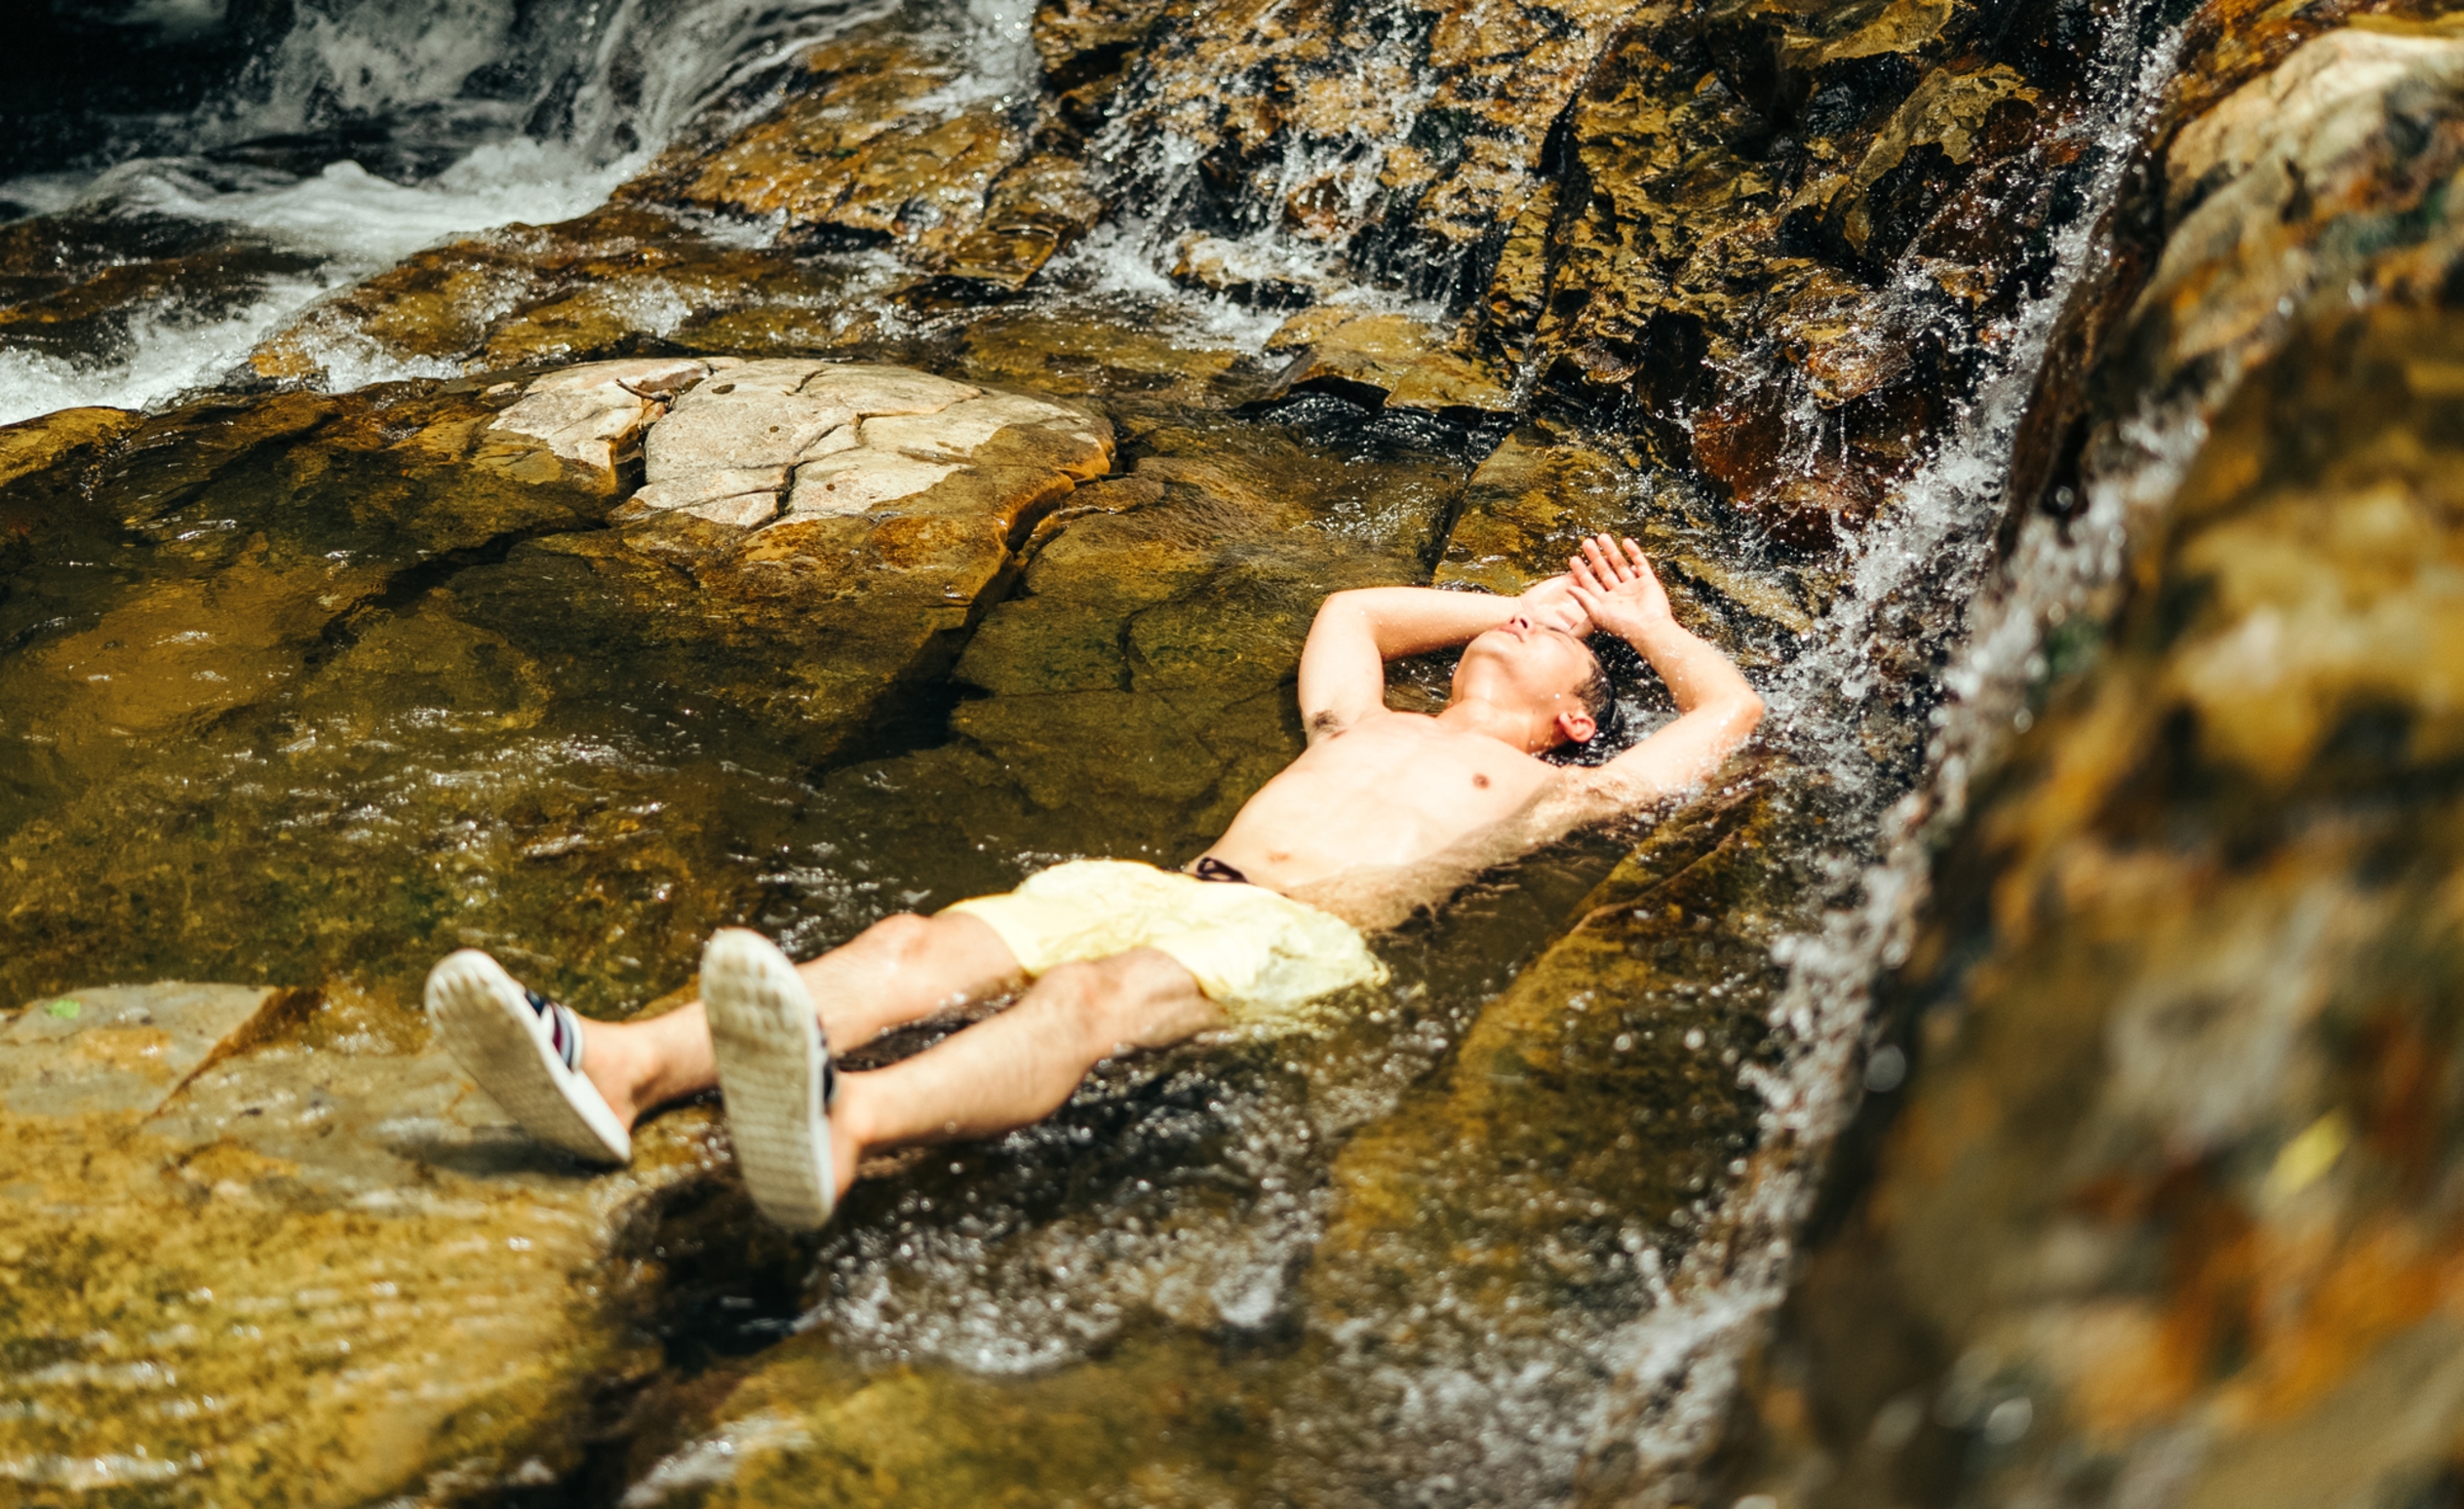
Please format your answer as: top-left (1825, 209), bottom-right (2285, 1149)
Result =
top-left (387, 361), bottom-right (1115, 772)
top-left (0, 406), bottom-right (140, 571)
top-left (1296, 781), bottom-right (1783, 1501)
top-left (1434, 423), bottom-right (1819, 653)
top-left (0, 979), bottom-right (724, 1506)
top-left (1755, 294), bottom-right (2464, 1509)
top-left (612, 1330), bottom-right (1271, 1507)
top-left (915, 153), bottom-right (1107, 303)
top-left (484, 356), bottom-right (713, 493)
top-left (958, 309), bottom-right (1270, 404)
top-left (1036, 0), bottom-right (1174, 129)
top-left (628, 35), bottom-right (1023, 257)
top-left (2129, 23), bottom-right (2464, 400)
top-left (1722, 21), bottom-right (2464, 1509)
top-left (1259, 307), bottom-right (1516, 418)
top-left (248, 206), bottom-right (891, 387)
top-left (618, 360), bottom-right (1104, 538)
top-left (2, 983), bottom-right (282, 1118)
top-left (1173, 234), bottom-right (1335, 308)
top-left (0, 404), bottom-right (139, 490)
top-left (0, 362), bottom-right (1110, 1003)
top-left (918, 408), bottom-right (1469, 855)
top-left (1108, 0), bottom-right (1641, 285)
top-left (0, 209), bottom-right (324, 367)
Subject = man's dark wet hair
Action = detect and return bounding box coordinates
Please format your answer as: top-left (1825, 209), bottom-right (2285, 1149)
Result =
top-left (1574, 641), bottom-right (1616, 737)
top-left (1545, 637), bottom-right (1625, 767)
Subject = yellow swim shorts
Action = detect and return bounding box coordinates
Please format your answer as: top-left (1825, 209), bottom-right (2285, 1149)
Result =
top-left (941, 859), bottom-right (1388, 1034)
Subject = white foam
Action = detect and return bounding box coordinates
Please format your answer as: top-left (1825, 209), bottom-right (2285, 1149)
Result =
top-left (0, 274), bottom-right (343, 426)
top-left (85, 148), bottom-right (639, 267)
top-left (0, 0), bottom-right (893, 424)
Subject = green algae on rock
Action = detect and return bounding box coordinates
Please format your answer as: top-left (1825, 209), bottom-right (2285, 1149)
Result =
top-left (0, 360), bottom-right (1115, 1013)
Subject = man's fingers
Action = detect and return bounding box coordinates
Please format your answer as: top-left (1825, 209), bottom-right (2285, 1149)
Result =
top-left (1583, 535), bottom-right (1626, 584)
top-left (1622, 537), bottom-right (1653, 575)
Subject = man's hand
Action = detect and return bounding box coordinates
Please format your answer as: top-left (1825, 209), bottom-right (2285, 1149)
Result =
top-left (1566, 533), bottom-right (1671, 641)
top-left (1514, 572), bottom-right (1595, 638)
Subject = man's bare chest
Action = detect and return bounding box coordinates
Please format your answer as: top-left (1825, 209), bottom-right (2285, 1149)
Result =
top-left (1296, 721), bottom-right (1553, 818)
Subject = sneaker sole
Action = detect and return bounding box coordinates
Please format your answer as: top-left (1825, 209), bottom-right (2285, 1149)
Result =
top-left (703, 929), bottom-right (838, 1231)
top-left (426, 949), bottom-right (632, 1166)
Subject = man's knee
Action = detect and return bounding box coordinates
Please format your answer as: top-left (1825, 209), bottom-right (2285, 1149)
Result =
top-left (851, 911), bottom-right (936, 967)
top-left (1039, 950), bottom-right (1217, 1054)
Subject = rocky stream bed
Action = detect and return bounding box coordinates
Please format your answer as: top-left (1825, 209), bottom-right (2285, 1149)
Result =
top-left (10, 0), bottom-right (2464, 1505)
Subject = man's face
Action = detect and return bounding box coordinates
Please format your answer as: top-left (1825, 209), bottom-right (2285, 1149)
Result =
top-left (1452, 614), bottom-right (1599, 744)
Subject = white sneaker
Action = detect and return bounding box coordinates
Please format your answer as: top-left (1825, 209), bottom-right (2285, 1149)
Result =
top-left (424, 949), bottom-right (631, 1165)
top-left (702, 929), bottom-right (839, 1230)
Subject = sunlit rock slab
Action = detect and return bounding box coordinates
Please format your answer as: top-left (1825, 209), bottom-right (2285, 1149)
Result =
top-left (0, 359), bottom-right (1111, 1011)
top-left (611, 1330), bottom-right (1276, 1508)
top-left (0, 980), bottom-right (724, 1508)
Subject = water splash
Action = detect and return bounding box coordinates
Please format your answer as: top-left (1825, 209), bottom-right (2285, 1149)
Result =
top-left (1587, 5), bottom-right (2191, 1488)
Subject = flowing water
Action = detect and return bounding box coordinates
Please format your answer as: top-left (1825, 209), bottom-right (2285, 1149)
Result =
top-left (0, 0), bottom-right (2191, 1501)
top-left (0, 0), bottom-right (959, 424)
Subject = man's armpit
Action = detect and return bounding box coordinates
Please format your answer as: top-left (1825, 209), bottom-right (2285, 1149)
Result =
top-left (1304, 709), bottom-right (1349, 744)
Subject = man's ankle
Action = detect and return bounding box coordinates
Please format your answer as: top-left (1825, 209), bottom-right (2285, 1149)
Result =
top-left (576, 1023), bottom-right (645, 1128)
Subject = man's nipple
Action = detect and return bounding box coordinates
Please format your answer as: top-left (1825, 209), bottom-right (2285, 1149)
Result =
top-left (1473, 772), bottom-right (1492, 789)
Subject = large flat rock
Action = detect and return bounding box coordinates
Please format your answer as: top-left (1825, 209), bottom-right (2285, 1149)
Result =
top-left (0, 981), bottom-right (725, 1506)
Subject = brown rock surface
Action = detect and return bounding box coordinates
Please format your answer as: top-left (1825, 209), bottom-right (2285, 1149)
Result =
top-left (0, 361), bottom-right (1112, 1007)
top-left (1718, 19), bottom-right (2464, 1508)
top-left (0, 979), bottom-right (725, 1507)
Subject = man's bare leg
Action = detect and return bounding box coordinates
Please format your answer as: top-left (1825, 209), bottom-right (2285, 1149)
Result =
top-left (821, 948), bottom-right (1223, 1199)
top-left (576, 911), bottom-right (1025, 1128)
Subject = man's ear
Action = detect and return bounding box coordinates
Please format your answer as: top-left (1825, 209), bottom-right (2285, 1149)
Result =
top-left (1554, 708), bottom-right (1598, 746)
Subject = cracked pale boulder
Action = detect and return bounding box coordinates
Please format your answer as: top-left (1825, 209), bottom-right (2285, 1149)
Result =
top-left (786, 451), bottom-right (962, 517)
top-left (861, 391), bottom-right (1083, 460)
top-left (456, 362), bottom-right (1115, 764)
top-left (801, 363), bottom-right (982, 414)
top-left (614, 467), bottom-right (793, 527)
top-left (608, 359), bottom-right (1112, 532)
top-left (480, 357), bottom-right (714, 493)
top-left (645, 372), bottom-right (858, 477)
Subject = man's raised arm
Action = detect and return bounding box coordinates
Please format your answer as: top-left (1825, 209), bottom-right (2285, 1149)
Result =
top-left (1297, 583), bottom-right (1584, 742)
top-left (1561, 535), bottom-right (1764, 818)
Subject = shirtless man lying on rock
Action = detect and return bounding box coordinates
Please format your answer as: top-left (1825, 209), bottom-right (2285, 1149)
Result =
top-left (425, 534), bottom-right (1764, 1230)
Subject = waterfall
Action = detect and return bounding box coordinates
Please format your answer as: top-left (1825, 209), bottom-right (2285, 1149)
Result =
top-left (0, 0), bottom-right (901, 425)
